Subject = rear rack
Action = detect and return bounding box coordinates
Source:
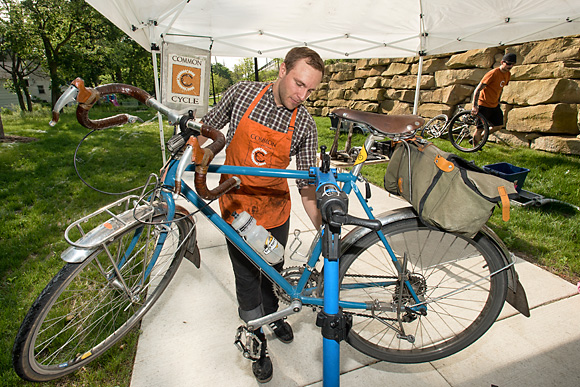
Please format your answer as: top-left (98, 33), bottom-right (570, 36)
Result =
top-left (64, 195), bottom-right (156, 250)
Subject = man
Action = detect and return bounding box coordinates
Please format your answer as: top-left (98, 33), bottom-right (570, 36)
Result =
top-left (201, 47), bottom-right (324, 383)
top-left (471, 52), bottom-right (517, 144)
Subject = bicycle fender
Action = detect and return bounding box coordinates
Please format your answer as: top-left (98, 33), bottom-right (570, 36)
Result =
top-left (340, 207), bottom-right (530, 317)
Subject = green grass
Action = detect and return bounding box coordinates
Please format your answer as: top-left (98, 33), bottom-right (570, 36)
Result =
top-left (1, 104), bottom-right (164, 387)
top-left (314, 116), bottom-right (580, 283)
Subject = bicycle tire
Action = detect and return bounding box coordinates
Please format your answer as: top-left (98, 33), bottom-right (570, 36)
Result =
top-left (447, 110), bottom-right (490, 152)
top-left (339, 217), bottom-right (508, 363)
top-left (12, 212), bottom-right (193, 382)
top-left (419, 114), bottom-right (448, 140)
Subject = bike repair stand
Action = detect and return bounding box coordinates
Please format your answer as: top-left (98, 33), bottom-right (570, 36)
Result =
top-left (313, 146), bottom-right (353, 386)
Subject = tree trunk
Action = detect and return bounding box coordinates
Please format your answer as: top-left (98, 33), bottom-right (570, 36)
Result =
top-left (0, 112), bottom-right (5, 139)
top-left (24, 86), bottom-right (33, 112)
top-left (11, 72), bottom-right (26, 111)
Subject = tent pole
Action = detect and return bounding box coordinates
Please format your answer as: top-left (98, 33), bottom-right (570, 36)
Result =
top-left (412, 55), bottom-right (423, 115)
top-left (152, 50), bottom-right (167, 164)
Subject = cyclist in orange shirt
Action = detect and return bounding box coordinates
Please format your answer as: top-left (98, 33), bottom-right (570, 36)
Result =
top-left (471, 52), bottom-right (517, 144)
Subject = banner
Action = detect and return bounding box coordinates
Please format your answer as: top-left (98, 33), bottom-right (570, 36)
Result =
top-left (161, 42), bottom-right (210, 118)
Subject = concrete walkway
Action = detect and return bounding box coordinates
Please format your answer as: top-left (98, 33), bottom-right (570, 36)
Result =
top-left (130, 151), bottom-right (580, 387)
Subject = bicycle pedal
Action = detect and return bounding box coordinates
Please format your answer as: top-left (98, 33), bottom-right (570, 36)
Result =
top-left (234, 325), bottom-right (261, 361)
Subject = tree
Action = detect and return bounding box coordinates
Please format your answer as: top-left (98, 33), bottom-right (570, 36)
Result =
top-left (210, 62), bottom-right (233, 97)
top-left (0, 0), bottom-right (43, 111)
top-left (22, 0), bottom-right (105, 106)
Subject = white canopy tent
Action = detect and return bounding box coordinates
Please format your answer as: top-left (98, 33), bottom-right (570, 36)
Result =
top-left (87, 0), bottom-right (580, 60)
top-left (85, 0), bottom-right (580, 160)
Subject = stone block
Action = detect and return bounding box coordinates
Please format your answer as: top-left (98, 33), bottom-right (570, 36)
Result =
top-left (330, 71), bottom-right (355, 81)
top-left (434, 68), bottom-right (489, 87)
top-left (386, 89), bottom-right (415, 103)
top-left (354, 89), bottom-right (386, 101)
top-left (356, 59), bottom-right (370, 69)
top-left (417, 103), bottom-right (454, 118)
top-left (326, 62), bottom-right (356, 73)
top-left (328, 89), bottom-right (345, 100)
top-left (506, 103), bottom-right (579, 134)
top-left (348, 101), bottom-right (379, 112)
top-left (420, 84), bottom-right (474, 105)
top-left (531, 135), bottom-right (580, 155)
top-left (502, 79), bottom-right (580, 106)
top-left (369, 58), bottom-right (392, 66)
top-left (446, 47), bottom-right (499, 69)
top-left (390, 74), bottom-right (435, 89)
top-left (380, 100), bottom-right (413, 115)
top-left (510, 61), bottom-right (580, 81)
top-left (306, 107), bottom-right (323, 116)
top-left (328, 79), bottom-right (364, 91)
top-left (523, 36), bottom-right (580, 64)
top-left (363, 76), bottom-right (383, 89)
top-left (327, 99), bottom-right (349, 108)
top-left (411, 57), bottom-right (449, 74)
top-left (384, 63), bottom-right (410, 76)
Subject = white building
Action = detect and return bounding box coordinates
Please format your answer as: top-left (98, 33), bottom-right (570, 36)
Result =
top-left (0, 66), bottom-right (51, 109)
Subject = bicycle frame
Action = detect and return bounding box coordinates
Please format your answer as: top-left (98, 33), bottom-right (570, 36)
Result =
top-left (158, 136), bottom-right (425, 317)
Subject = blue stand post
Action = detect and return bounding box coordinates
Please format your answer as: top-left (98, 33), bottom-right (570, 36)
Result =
top-left (313, 146), bottom-right (352, 387)
top-left (322, 250), bottom-right (340, 386)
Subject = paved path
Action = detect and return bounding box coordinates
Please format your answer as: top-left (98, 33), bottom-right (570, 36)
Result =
top-left (130, 152), bottom-right (580, 387)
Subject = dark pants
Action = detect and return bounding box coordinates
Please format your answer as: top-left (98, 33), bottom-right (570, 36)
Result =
top-left (226, 218), bottom-right (290, 323)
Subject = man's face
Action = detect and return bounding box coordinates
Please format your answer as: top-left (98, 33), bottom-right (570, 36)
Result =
top-left (500, 60), bottom-right (515, 72)
top-left (275, 58), bottom-right (323, 110)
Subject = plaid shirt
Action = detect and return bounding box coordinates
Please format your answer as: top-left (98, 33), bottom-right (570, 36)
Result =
top-left (202, 81), bottom-right (318, 187)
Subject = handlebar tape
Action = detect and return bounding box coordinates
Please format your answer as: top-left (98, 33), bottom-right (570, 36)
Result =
top-left (75, 83), bottom-right (152, 130)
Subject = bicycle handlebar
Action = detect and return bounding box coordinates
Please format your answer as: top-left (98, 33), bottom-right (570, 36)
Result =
top-left (51, 78), bottom-right (239, 200)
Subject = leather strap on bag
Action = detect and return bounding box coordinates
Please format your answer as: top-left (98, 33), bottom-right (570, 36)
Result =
top-left (434, 154), bottom-right (455, 172)
top-left (498, 185), bottom-right (510, 221)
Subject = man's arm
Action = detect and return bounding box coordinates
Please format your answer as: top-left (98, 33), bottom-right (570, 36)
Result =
top-left (299, 185), bottom-right (321, 230)
top-left (471, 82), bottom-right (486, 114)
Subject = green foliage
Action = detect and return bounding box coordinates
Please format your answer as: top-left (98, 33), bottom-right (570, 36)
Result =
top-left (314, 116), bottom-right (580, 282)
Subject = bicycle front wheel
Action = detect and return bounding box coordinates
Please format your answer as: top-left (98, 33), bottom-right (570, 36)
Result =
top-left (420, 114), bottom-right (448, 140)
top-left (339, 217), bottom-right (508, 363)
top-left (447, 110), bottom-right (489, 152)
top-left (13, 212), bottom-right (193, 382)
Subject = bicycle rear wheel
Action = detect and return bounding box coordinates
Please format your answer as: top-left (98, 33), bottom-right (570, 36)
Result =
top-left (339, 217), bottom-right (508, 363)
top-left (448, 110), bottom-right (489, 152)
top-left (420, 114), bottom-right (448, 140)
top-left (13, 211), bottom-right (193, 382)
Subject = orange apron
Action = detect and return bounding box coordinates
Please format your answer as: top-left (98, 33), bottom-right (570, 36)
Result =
top-left (219, 83), bottom-right (297, 229)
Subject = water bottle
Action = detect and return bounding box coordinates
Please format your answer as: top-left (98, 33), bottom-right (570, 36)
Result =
top-left (231, 211), bottom-right (284, 265)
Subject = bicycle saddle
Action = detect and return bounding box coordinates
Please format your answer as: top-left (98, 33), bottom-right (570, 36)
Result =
top-left (331, 108), bottom-right (424, 136)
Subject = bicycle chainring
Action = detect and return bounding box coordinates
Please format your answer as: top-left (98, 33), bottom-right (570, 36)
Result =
top-left (273, 266), bottom-right (319, 304)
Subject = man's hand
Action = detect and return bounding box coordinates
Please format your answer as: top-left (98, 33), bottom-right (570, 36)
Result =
top-left (471, 105), bottom-right (479, 115)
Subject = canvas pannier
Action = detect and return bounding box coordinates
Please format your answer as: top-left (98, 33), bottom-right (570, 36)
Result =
top-left (384, 139), bottom-right (519, 237)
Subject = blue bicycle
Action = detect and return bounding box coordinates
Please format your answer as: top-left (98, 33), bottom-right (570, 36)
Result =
top-left (13, 79), bottom-right (528, 383)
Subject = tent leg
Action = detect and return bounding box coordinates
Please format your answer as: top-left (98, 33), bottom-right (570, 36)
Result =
top-left (152, 50), bottom-right (167, 164)
top-left (412, 56), bottom-right (424, 116)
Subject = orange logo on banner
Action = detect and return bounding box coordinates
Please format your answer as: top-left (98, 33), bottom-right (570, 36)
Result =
top-left (171, 64), bottom-right (201, 96)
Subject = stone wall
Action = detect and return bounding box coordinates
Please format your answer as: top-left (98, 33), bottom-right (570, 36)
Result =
top-left (304, 35), bottom-right (580, 155)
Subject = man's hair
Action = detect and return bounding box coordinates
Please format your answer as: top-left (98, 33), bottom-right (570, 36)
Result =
top-left (284, 47), bottom-right (325, 77)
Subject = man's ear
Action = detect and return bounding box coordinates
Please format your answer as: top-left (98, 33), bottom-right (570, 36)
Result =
top-left (279, 62), bottom-right (287, 78)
